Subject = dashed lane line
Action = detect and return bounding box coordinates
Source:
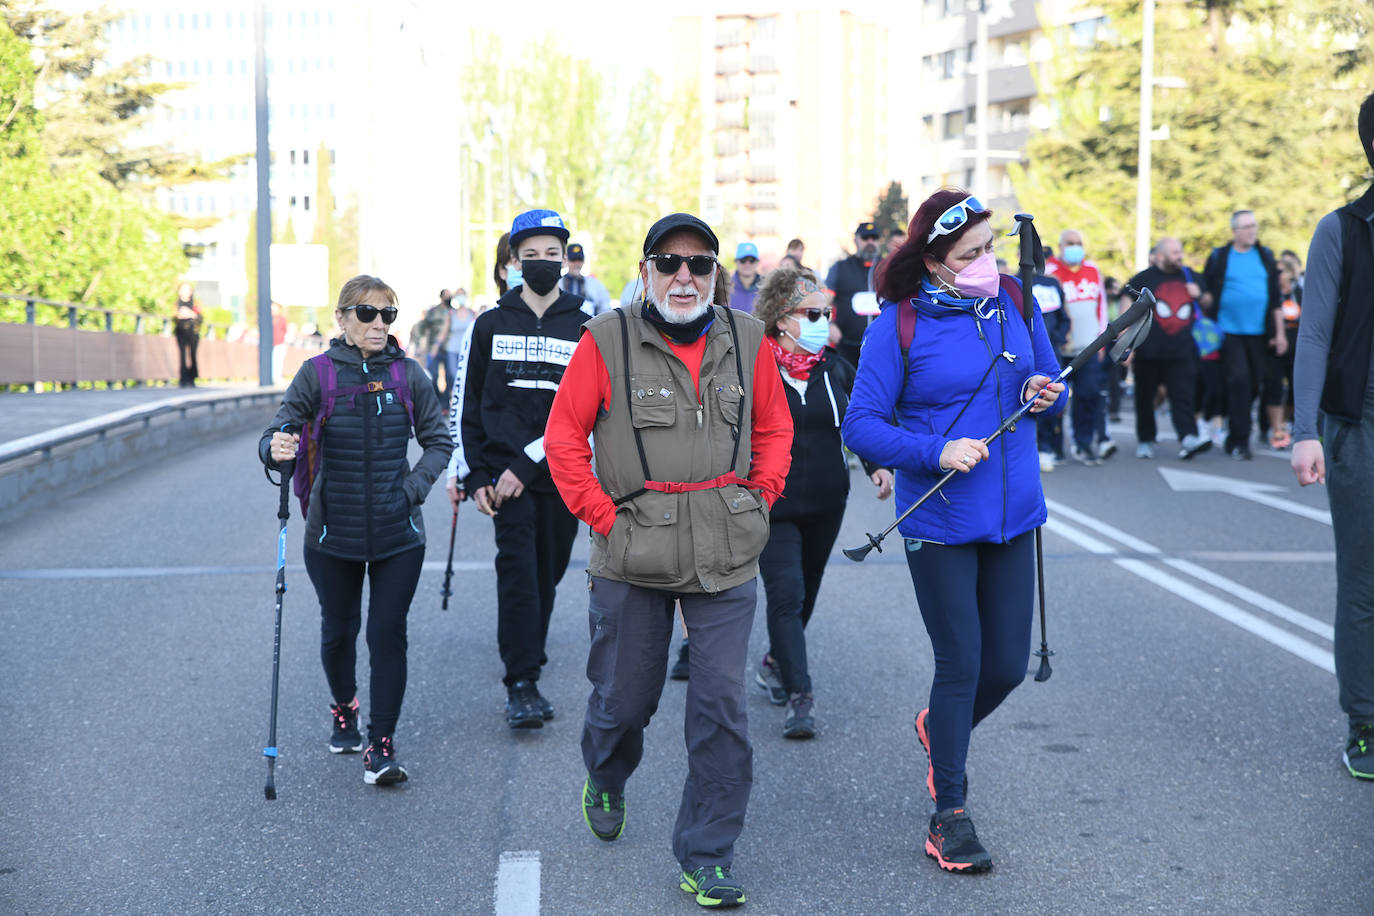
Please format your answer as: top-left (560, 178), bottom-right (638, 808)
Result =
top-left (495, 850), bottom-right (540, 916)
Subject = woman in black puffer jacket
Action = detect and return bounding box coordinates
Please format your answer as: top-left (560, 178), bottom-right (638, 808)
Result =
top-left (260, 275), bottom-right (452, 786)
top-left (750, 267), bottom-right (893, 738)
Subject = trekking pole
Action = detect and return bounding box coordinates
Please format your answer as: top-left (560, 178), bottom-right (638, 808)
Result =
top-left (843, 290), bottom-right (1154, 562)
top-left (440, 502), bottom-right (458, 611)
top-left (264, 443), bottom-right (294, 801)
top-left (1012, 213), bottom-right (1054, 683)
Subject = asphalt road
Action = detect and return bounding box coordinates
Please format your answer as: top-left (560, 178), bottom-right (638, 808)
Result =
top-left (0, 412), bottom-right (1363, 915)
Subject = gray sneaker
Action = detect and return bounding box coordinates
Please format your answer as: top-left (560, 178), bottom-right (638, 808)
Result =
top-left (783, 692), bottom-right (815, 739)
top-left (1135, 442), bottom-right (1154, 459)
top-left (755, 654), bottom-right (787, 705)
top-left (1179, 433), bottom-right (1212, 460)
top-left (582, 777), bottom-right (626, 840)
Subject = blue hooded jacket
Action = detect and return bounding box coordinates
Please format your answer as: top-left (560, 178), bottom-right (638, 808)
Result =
top-left (841, 277), bottom-right (1065, 545)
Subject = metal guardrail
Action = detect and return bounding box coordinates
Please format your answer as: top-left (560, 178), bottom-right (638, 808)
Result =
top-left (0, 291), bottom-right (237, 338)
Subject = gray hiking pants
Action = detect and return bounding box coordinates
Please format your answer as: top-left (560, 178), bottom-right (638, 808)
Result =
top-left (581, 575), bottom-right (756, 870)
top-left (1325, 408), bottom-right (1374, 725)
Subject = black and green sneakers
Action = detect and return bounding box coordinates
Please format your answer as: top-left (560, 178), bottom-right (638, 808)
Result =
top-left (680, 865), bottom-right (745, 908)
top-left (1346, 723), bottom-right (1374, 780)
top-left (582, 777), bottom-right (626, 841)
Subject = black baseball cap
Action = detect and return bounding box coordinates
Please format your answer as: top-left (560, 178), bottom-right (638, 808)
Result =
top-left (856, 221), bottom-right (879, 239)
top-left (567, 243), bottom-right (586, 261)
top-left (642, 213), bottom-right (720, 256)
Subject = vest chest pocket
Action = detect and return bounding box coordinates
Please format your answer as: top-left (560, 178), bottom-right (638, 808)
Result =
top-left (711, 378), bottom-right (744, 426)
top-left (629, 376), bottom-right (679, 429)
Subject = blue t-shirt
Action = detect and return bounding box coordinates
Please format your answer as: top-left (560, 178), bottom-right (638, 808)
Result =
top-left (1219, 247), bottom-right (1268, 335)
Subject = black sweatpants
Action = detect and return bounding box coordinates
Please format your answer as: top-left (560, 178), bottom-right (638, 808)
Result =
top-left (303, 544), bottom-right (425, 741)
top-left (1222, 333), bottom-right (1268, 451)
top-left (493, 487), bottom-right (579, 687)
top-left (1133, 356), bottom-right (1197, 444)
top-left (758, 508), bottom-right (846, 695)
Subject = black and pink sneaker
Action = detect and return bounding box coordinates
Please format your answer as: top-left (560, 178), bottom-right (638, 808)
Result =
top-left (329, 699), bottom-right (363, 754)
top-left (362, 736), bottom-right (408, 786)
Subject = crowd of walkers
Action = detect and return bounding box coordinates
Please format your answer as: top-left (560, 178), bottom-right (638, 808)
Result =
top-left (256, 95), bottom-right (1374, 906)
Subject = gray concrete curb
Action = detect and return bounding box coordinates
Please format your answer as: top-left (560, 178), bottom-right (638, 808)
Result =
top-left (0, 388), bottom-right (285, 523)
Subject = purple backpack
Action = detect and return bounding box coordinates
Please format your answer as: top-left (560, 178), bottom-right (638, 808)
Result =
top-left (291, 354), bottom-right (415, 515)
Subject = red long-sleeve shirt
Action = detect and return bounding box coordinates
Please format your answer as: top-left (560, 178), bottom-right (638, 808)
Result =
top-left (545, 330), bottom-right (793, 537)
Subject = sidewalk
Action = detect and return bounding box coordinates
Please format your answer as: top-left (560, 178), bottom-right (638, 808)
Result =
top-left (0, 384), bottom-right (259, 447)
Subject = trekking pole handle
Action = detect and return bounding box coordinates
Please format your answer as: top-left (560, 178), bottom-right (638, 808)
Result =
top-left (1064, 292), bottom-right (1152, 377)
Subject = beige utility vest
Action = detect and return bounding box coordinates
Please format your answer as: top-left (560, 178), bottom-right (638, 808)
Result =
top-left (584, 304), bottom-right (770, 594)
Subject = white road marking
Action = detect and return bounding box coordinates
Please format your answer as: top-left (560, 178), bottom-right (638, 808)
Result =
top-left (1046, 498), bottom-right (1333, 641)
top-left (495, 850), bottom-right (540, 916)
top-left (1158, 466), bottom-right (1332, 526)
top-left (1042, 512), bottom-right (1334, 675)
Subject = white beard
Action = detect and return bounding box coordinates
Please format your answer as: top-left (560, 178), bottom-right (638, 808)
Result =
top-left (648, 276), bottom-right (712, 324)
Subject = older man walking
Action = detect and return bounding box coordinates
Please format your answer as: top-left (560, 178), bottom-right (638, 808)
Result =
top-left (545, 212), bottom-right (793, 908)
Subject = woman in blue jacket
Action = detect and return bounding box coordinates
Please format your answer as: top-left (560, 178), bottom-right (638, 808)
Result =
top-left (841, 189), bottom-right (1065, 874)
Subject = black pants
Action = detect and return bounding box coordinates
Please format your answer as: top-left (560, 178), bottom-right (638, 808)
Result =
top-left (1196, 356), bottom-right (1225, 420)
top-left (1221, 333), bottom-right (1268, 451)
top-left (176, 333), bottom-right (198, 386)
top-left (303, 545), bottom-right (425, 741)
top-left (1133, 356), bottom-right (1197, 444)
top-left (494, 488), bottom-right (579, 686)
top-left (758, 508), bottom-right (845, 695)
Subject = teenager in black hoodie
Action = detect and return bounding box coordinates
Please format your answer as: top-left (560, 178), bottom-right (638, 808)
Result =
top-left (445, 209), bottom-right (592, 728)
top-left (752, 267), bottom-right (893, 737)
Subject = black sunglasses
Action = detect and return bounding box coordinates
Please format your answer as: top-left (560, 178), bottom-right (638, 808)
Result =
top-left (790, 307), bottom-right (832, 322)
top-left (646, 253), bottom-right (718, 276)
top-left (343, 304), bottom-right (398, 324)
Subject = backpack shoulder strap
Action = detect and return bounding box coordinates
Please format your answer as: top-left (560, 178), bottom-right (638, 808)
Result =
top-left (390, 359), bottom-right (416, 435)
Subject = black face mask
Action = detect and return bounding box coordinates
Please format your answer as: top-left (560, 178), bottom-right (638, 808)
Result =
top-left (520, 258), bottom-right (563, 296)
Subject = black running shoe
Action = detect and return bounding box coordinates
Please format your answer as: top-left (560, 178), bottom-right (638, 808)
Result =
top-left (362, 735), bottom-right (408, 786)
top-left (670, 639), bottom-right (690, 681)
top-left (680, 865), bottom-right (746, 907)
top-left (582, 777), bottom-right (626, 841)
top-left (925, 808), bottom-right (992, 873)
top-left (783, 692), bottom-right (815, 739)
top-left (754, 654), bottom-right (787, 705)
top-left (506, 680), bottom-right (543, 729)
top-left (329, 699), bottom-right (363, 754)
top-left (1346, 723), bottom-right (1374, 780)
top-left (534, 684), bottom-right (554, 721)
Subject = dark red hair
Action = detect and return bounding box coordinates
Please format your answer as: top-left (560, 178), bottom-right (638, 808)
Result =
top-left (875, 187), bottom-right (991, 302)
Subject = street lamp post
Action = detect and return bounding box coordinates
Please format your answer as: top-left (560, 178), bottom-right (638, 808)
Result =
top-left (1134, 0), bottom-right (1156, 271)
top-left (253, 0), bottom-right (273, 386)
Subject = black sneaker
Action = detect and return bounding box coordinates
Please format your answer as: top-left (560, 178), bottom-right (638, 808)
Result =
top-left (362, 735), bottom-right (408, 786)
top-left (1345, 723), bottom-right (1374, 780)
top-left (925, 807), bottom-right (992, 873)
top-left (1228, 446), bottom-right (1253, 461)
top-left (506, 680), bottom-right (543, 729)
top-left (670, 639), bottom-right (690, 681)
top-left (534, 684), bottom-right (554, 721)
top-left (754, 654), bottom-right (787, 705)
top-left (680, 865), bottom-right (746, 908)
top-left (783, 692), bottom-right (815, 739)
top-left (582, 777), bottom-right (626, 840)
top-left (329, 699), bottom-right (363, 754)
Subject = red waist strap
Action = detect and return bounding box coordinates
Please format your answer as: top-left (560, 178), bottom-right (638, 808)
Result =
top-left (642, 471), bottom-right (780, 501)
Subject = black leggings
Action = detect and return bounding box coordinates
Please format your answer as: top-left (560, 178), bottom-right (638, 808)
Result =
top-left (759, 508), bottom-right (846, 695)
top-left (303, 545), bottom-right (425, 741)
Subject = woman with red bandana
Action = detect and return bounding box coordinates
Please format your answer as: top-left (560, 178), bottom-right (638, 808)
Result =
top-left (750, 267), bottom-right (894, 738)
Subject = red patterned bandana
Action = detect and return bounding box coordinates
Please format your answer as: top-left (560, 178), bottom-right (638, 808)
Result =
top-left (767, 335), bottom-right (823, 381)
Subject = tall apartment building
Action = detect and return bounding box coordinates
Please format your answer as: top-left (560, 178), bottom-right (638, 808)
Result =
top-left (99, 1), bottom-right (463, 321)
top-left (672, 8), bottom-right (912, 267)
top-left (912, 0), bottom-right (1108, 211)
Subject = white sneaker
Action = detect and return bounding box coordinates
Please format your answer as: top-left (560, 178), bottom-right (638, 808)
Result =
top-left (1039, 451), bottom-right (1056, 473)
top-left (1179, 433), bottom-right (1212, 460)
top-left (1097, 438), bottom-right (1117, 460)
top-left (1135, 442), bottom-right (1154, 459)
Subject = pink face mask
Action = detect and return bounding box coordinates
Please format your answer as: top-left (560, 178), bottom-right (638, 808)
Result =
top-left (937, 252), bottom-right (1000, 299)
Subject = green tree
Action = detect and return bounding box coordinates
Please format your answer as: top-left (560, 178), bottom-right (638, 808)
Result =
top-left (310, 141), bottom-right (359, 300)
top-left (0, 19), bottom-right (185, 320)
top-left (1010, 0), bottom-right (1374, 279)
top-left (871, 181), bottom-right (909, 237)
top-left (2, 0), bottom-right (245, 224)
top-left (461, 34), bottom-right (704, 298)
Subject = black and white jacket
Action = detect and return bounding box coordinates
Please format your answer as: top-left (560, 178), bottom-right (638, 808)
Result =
top-left (447, 288), bottom-right (592, 494)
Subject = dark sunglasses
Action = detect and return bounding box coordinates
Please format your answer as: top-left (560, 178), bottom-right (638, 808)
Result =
top-left (790, 307), bottom-right (832, 322)
top-left (343, 304), bottom-right (398, 324)
top-left (646, 253), bottom-right (718, 276)
top-left (926, 195), bottom-right (987, 244)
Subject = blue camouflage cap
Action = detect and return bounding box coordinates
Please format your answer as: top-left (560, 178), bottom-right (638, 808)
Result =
top-left (510, 209), bottom-right (570, 248)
